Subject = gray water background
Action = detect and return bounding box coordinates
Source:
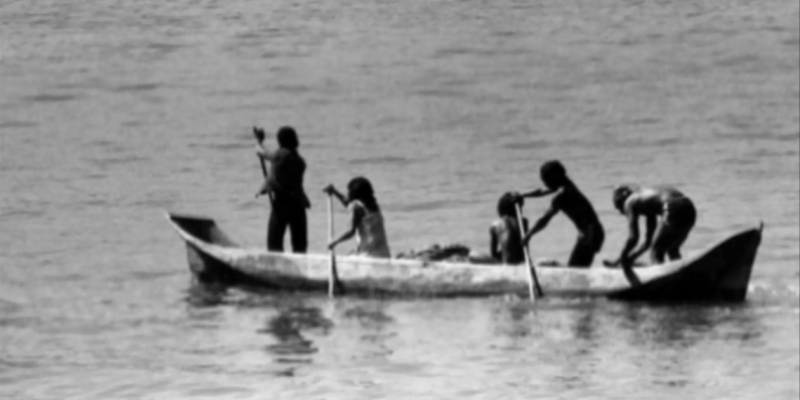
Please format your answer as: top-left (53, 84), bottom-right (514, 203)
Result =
top-left (1, 0), bottom-right (798, 398)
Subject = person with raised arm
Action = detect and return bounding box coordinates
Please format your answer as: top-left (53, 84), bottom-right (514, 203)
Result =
top-left (517, 160), bottom-right (605, 267)
top-left (254, 126), bottom-right (311, 253)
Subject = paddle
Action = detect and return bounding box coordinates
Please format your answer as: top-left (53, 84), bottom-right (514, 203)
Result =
top-left (252, 127), bottom-right (273, 201)
top-left (516, 203), bottom-right (544, 301)
top-left (327, 194), bottom-right (339, 297)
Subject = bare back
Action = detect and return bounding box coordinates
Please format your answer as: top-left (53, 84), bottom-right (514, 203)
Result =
top-left (552, 184), bottom-right (603, 234)
top-left (621, 186), bottom-right (696, 264)
top-left (625, 186), bottom-right (689, 218)
top-left (490, 216), bottom-right (525, 264)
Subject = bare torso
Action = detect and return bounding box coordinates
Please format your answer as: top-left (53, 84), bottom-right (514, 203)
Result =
top-left (490, 216), bottom-right (525, 264)
top-left (553, 184), bottom-right (603, 235)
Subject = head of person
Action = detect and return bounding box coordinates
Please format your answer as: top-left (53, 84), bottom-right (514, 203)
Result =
top-left (540, 160), bottom-right (568, 190)
top-left (497, 192), bottom-right (521, 218)
top-left (276, 126), bottom-right (299, 150)
top-left (612, 184), bottom-right (636, 214)
top-left (347, 176), bottom-right (379, 212)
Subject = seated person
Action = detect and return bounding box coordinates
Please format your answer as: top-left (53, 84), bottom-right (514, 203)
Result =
top-left (324, 177), bottom-right (391, 258)
top-left (488, 192), bottom-right (528, 265)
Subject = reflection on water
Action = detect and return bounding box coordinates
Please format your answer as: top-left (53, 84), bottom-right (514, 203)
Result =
top-left (483, 297), bottom-right (777, 395)
top-left (170, 281), bottom-right (797, 398)
top-left (342, 302), bottom-right (396, 360)
top-left (259, 305), bottom-right (331, 361)
top-left (184, 282), bottom-right (230, 307)
top-left (616, 303), bottom-right (763, 349)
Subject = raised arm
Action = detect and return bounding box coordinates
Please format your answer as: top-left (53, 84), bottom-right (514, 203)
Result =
top-left (255, 142), bottom-right (278, 160)
top-left (520, 187), bottom-right (558, 199)
top-left (323, 185), bottom-right (348, 207)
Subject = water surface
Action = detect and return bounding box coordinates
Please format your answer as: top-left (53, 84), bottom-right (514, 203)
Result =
top-left (1, 0), bottom-right (798, 398)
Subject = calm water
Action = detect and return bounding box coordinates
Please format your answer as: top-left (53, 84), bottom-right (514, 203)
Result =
top-left (1, 0), bottom-right (798, 398)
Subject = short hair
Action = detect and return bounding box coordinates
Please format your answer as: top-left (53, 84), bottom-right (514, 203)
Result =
top-left (612, 184), bottom-right (636, 212)
top-left (277, 126), bottom-right (299, 150)
top-left (540, 160), bottom-right (567, 187)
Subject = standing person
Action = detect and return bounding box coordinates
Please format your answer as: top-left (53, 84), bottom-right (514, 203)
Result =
top-left (518, 160), bottom-right (605, 267)
top-left (604, 185), bottom-right (696, 267)
top-left (255, 126), bottom-right (310, 253)
top-left (324, 177), bottom-right (391, 258)
top-left (489, 192), bottom-right (528, 265)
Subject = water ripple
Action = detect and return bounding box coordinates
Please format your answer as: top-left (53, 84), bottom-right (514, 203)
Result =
top-left (22, 93), bottom-right (81, 103)
top-left (0, 120), bottom-right (38, 129)
top-left (349, 156), bottom-right (414, 166)
top-left (112, 83), bottom-right (161, 93)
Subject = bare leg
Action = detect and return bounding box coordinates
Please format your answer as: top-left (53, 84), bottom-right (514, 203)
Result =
top-left (568, 239), bottom-right (595, 267)
top-left (267, 208), bottom-right (287, 251)
top-left (662, 198), bottom-right (696, 262)
top-left (651, 221), bottom-right (688, 265)
top-left (289, 207), bottom-right (308, 253)
top-left (665, 228), bottom-right (691, 261)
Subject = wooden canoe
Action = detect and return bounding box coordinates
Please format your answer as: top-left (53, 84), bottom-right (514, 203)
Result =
top-left (166, 212), bottom-right (762, 302)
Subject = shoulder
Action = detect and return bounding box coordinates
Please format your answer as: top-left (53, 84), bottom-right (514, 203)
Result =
top-left (348, 200), bottom-right (367, 214)
top-left (491, 218), bottom-right (506, 231)
top-left (624, 193), bottom-right (646, 216)
top-left (276, 148), bottom-right (303, 159)
top-left (551, 190), bottom-right (568, 208)
top-left (270, 148), bottom-right (289, 160)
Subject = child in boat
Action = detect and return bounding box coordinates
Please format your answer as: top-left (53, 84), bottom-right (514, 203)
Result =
top-left (254, 126), bottom-right (310, 253)
top-left (518, 160), bottom-right (605, 267)
top-left (489, 192), bottom-right (528, 265)
top-left (603, 184), bottom-right (696, 267)
top-left (324, 177), bottom-right (391, 258)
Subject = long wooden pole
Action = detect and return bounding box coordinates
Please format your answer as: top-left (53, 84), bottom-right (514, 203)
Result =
top-left (257, 156), bottom-right (268, 179)
top-left (327, 194), bottom-right (337, 297)
top-left (516, 203), bottom-right (543, 301)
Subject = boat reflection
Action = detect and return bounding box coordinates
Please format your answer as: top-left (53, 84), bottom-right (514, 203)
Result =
top-left (184, 281), bottom-right (230, 307)
top-left (616, 302), bottom-right (763, 348)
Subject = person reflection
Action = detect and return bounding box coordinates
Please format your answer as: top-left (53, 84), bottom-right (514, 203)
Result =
top-left (342, 302), bottom-right (395, 359)
top-left (260, 304), bottom-right (332, 365)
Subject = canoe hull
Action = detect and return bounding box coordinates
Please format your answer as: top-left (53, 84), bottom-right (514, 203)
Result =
top-left (167, 213), bottom-right (761, 302)
top-left (608, 225), bottom-right (761, 302)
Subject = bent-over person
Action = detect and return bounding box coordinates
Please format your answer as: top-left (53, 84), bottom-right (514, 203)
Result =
top-left (604, 185), bottom-right (696, 267)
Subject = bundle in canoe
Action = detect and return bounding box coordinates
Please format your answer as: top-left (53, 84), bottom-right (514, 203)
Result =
top-left (165, 212), bottom-right (762, 302)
